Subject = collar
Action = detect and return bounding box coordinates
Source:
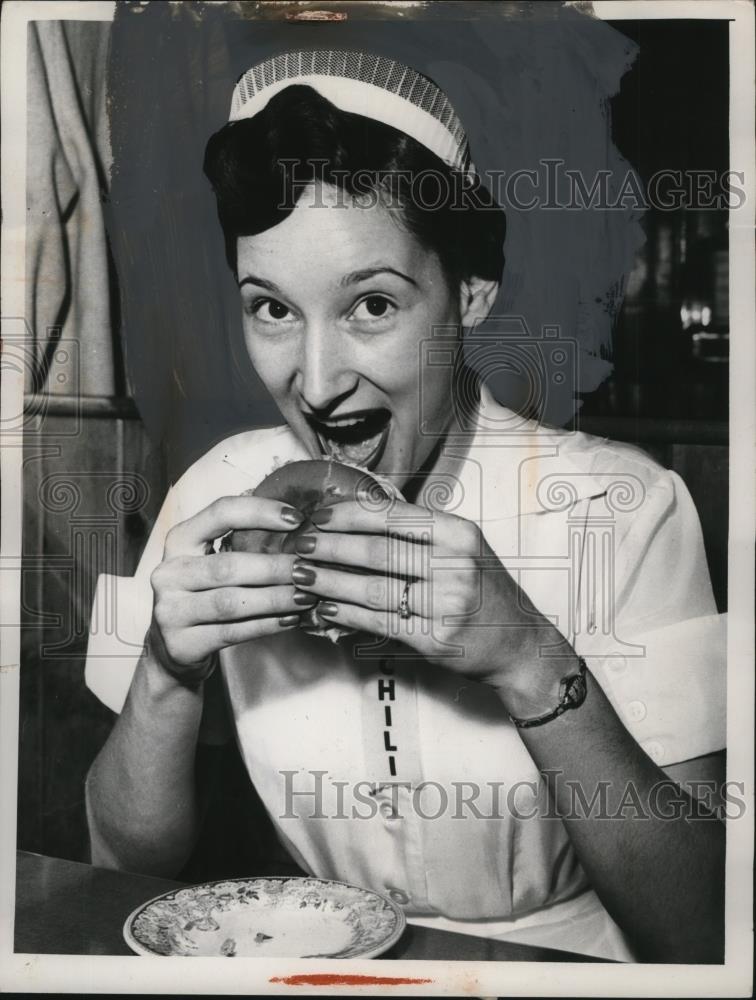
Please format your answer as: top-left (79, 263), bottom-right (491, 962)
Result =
top-left (448, 383), bottom-right (608, 521)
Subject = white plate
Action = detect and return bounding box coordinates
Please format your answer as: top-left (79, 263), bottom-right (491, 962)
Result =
top-left (123, 876), bottom-right (406, 958)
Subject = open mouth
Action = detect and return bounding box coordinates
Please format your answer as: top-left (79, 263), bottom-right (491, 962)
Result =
top-left (306, 408), bottom-right (391, 471)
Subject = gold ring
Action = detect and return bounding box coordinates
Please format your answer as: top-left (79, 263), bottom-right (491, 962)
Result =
top-left (398, 581), bottom-right (412, 619)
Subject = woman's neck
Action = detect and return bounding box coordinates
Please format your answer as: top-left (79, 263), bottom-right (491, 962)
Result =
top-left (401, 368), bottom-right (481, 505)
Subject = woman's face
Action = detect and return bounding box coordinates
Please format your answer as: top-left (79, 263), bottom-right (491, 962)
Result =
top-left (236, 184), bottom-right (465, 484)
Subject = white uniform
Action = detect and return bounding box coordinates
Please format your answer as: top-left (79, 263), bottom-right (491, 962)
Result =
top-left (86, 386), bottom-right (726, 961)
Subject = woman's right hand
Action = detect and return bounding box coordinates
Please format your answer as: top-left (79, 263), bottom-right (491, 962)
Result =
top-left (148, 496), bottom-right (311, 684)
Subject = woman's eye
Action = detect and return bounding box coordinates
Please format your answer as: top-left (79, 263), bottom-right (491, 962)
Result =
top-left (351, 296), bottom-right (396, 322)
top-left (247, 298), bottom-right (293, 323)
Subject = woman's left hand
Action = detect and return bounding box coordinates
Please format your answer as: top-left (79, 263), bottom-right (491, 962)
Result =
top-left (290, 496), bottom-right (577, 712)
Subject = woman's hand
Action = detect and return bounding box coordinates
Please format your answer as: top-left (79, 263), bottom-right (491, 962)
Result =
top-left (149, 496), bottom-right (314, 685)
top-left (289, 495), bottom-right (573, 714)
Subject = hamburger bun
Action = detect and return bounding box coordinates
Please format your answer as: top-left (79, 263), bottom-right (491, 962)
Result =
top-left (226, 460), bottom-right (402, 640)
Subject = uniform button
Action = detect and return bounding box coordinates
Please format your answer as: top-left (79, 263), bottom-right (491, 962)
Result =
top-left (380, 801), bottom-right (398, 821)
top-left (387, 888), bottom-right (409, 905)
top-left (626, 700), bottom-right (647, 722)
top-left (610, 657), bottom-right (627, 673)
top-left (642, 739), bottom-right (664, 762)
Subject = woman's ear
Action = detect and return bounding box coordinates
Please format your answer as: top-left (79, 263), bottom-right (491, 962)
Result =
top-left (459, 276), bottom-right (499, 329)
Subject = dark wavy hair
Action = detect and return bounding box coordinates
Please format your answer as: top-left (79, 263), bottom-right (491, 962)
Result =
top-left (203, 85), bottom-right (506, 287)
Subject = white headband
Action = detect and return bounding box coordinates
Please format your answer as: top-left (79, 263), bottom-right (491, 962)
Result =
top-left (229, 49), bottom-right (475, 177)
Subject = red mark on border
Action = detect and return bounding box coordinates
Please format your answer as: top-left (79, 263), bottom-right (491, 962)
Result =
top-left (270, 973), bottom-right (433, 987)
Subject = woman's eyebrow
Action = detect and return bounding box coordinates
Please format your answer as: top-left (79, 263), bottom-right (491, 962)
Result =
top-left (238, 274), bottom-right (283, 294)
top-left (340, 266), bottom-right (418, 288)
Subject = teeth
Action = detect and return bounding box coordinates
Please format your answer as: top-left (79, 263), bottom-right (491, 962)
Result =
top-left (321, 417), bottom-right (363, 428)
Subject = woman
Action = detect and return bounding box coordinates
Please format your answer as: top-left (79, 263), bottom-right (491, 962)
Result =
top-left (85, 49), bottom-right (726, 962)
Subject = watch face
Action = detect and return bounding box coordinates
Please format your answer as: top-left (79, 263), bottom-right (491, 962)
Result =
top-left (563, 664), bottom-right (588, 710)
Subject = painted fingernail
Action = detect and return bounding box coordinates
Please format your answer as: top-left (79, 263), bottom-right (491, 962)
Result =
top-left (293, 589), bottom-right (317, 606)
top-left (310, 507), bottom-right (333, 526)
top-left (279, 614), bottom-right (300, 627)
top-left (292, 562), bottom-right (317, 586)
top-left (294, 535), bottom-right (317, 555)
top-left (281, 506), bottom-right (304, 525)
top-left (317, 602), bottom-right (338, 618)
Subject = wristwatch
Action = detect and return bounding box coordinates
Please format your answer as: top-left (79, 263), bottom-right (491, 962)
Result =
top-left (508, 657), bottom-right (589, 729)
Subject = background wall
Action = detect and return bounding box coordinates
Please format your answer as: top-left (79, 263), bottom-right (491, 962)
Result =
top-left (18, 5), bottom-right (729, 867)
top-left (20, 405), bottom-right (165, 861)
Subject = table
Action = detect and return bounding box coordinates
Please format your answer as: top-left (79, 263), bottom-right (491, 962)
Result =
top-left (14, 851), bottom-right (599, 962)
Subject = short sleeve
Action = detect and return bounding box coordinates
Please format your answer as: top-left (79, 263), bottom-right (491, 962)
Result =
top-left (577, 468), bottom-right (726, 767)
top-left (84, 484), bottom-right (179, 714)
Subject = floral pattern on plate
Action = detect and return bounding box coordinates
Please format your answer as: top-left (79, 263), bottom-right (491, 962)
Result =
top-left (124, 876), bottom-right (405, 958)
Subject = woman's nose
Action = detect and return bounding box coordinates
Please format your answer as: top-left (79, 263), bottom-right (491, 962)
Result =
top-left (296, 324), bottom-right (358, 411)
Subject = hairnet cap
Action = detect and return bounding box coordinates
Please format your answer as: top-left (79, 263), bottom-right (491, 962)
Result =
top-left (229, 49), bottom-right (474, 176)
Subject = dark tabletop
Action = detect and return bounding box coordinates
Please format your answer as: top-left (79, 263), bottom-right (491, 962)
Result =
top-left (14, 851), bottom-right (600, 962)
